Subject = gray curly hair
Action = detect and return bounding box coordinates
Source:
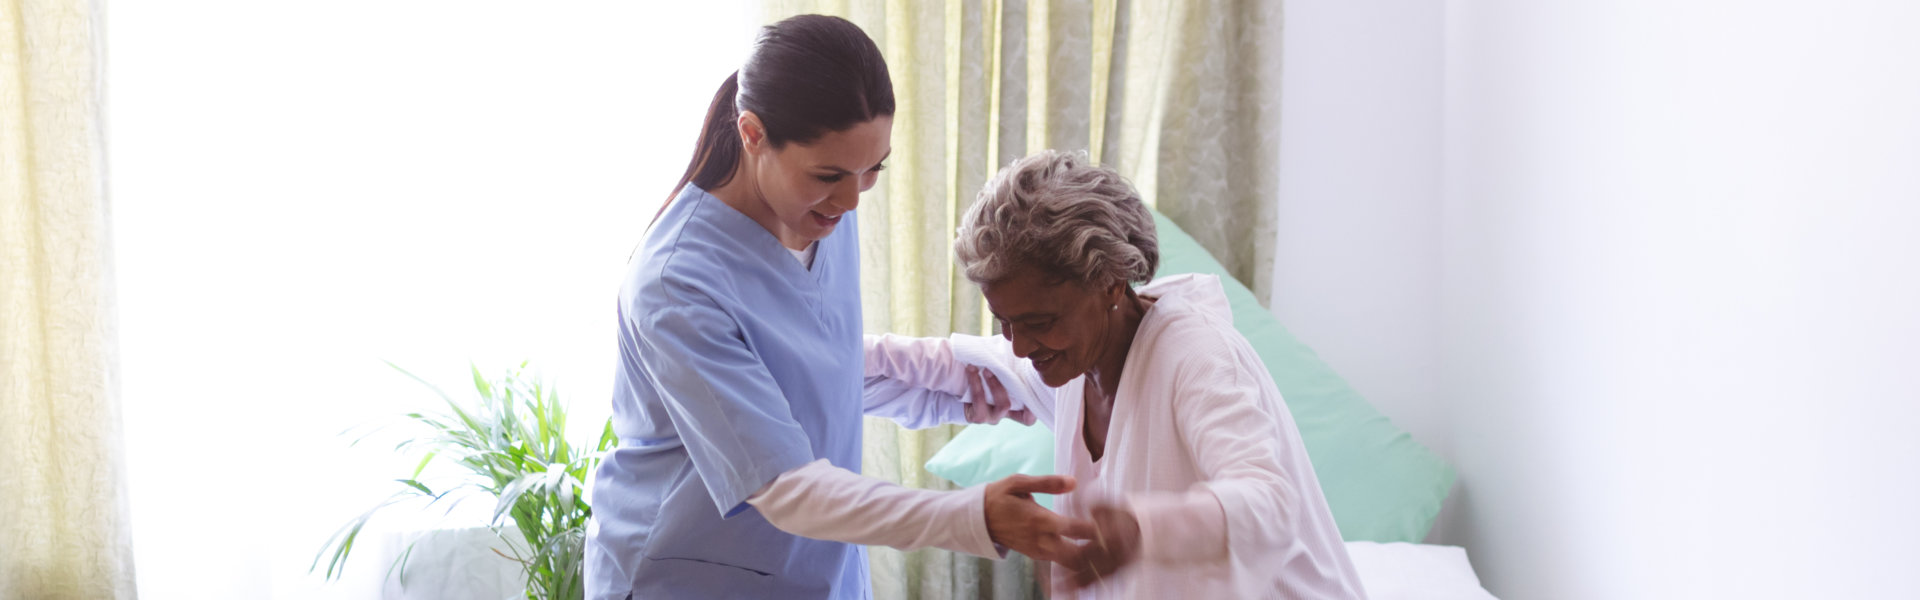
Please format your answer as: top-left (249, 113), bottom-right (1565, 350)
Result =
top-left (954, 149), bottom-right (1158, 286)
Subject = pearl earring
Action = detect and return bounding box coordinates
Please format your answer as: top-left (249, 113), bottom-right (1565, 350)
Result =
top-left (1110, 304), bottom-right (1118, 311)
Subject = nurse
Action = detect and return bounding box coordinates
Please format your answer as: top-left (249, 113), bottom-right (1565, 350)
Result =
top-left (586, 15), bottom-right (1090, 600)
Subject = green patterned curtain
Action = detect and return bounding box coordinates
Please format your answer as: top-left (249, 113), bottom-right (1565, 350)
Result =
top-left (753, 1), bottom-right (1282, 597)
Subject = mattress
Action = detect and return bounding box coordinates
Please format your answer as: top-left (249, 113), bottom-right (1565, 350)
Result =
top-left (1345, 541), bottom-right (1500, 600)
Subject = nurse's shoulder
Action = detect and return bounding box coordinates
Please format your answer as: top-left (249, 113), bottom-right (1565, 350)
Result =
top-left (619, 187), bottom-right (756, 323)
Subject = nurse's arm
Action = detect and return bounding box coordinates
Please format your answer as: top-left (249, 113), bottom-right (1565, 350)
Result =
top-left (865, 333), bottom-right (972, 393)
top-left (861, 376), bottom-right (968, 429)
top-left (633, 295), bottom-right (820, 518)
top-left (864, 367), bottom-right (1032, 429)
top-left (864, 333), bottom-right (1056, 428)
top-left (746, 459), bottom-right (1092, 562)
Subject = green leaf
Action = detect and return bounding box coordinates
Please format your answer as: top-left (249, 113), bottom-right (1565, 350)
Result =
top-left (470, 363), bottom-right (493, 401)
top-left (311, 492), bottom-right (410, 580)
top-left (410, 451), bottom-right (437, 480)
top-left (322, 362), bottom-right (619, 598)
top-left (396, 478), bottom-right (433, 496)
top-left (386, 360), bottom-right (458, 406)
top-left (386, 541), bottom-right (418, 589)
top-left (598, 419), bottom-right (618, 452)
top-left (493, 473), bottom-right (541, 525)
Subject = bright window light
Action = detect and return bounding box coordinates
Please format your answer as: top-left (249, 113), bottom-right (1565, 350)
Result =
top-left (108, 2), bottom-right (753, 598)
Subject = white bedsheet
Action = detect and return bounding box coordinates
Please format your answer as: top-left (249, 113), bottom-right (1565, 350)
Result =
top-left (358, 529), bottom-right (1498, 599)
top-left (1345, 541), bottom-right (1500, 600)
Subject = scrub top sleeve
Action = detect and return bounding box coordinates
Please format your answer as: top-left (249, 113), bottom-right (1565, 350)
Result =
top-left (634, 298), bottom-right (816, 518)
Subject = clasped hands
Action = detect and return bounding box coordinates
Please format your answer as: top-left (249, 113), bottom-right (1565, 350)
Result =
top-left (982, 477), bottom-right (1144, 591)
top-left (967, 366), bottom-right (1141, 589)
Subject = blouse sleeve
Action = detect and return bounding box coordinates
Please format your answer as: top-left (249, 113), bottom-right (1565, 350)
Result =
top-left (746, 459), bottom-right (1002, 558)
top-left (859, 333), bottom-right (973, 429)
top-left (1130, 347), bottom-right (1301, 565)
top-left (862, 333), bottom-right (1061, 429)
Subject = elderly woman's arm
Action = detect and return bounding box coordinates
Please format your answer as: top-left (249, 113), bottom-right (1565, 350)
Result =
top-left (1132, 350), bottom-right (1303, 565)
top-left (863, 333), bottom-right (1056, 429)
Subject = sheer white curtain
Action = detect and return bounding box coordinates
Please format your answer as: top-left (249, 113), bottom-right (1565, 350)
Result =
top-left (107, 2), bottom-right (753, 598)
top-left (2, 0), bottom-right (137, 598)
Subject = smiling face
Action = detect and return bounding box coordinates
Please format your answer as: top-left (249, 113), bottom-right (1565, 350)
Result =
top-left (980, 265), bottom-right (1126, 388)
top-left (740, 114), bottom-right (893, 249)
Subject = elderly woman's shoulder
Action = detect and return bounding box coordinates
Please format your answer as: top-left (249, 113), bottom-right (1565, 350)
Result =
top-left (1137, 273), bottom-right (1239, 338)
top-left (1140, 312), bottom-right (1275, 406)
top-left (1140, 294), bottom-right (1250, 364)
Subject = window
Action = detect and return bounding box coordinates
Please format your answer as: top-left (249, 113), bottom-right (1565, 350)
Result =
top-left (109, 2), bottom-right (752, 597)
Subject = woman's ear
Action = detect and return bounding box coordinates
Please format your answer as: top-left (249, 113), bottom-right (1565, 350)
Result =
top-left (737, 111), bottom-right (767, 153)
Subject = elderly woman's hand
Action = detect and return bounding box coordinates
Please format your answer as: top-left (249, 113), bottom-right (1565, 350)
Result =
top-left (963, 365), bottom-right (1037, 425)
top-left (1059, 503), bottom-right (1142, 590)
top-left (983, 474), bottom-right (1093, 562)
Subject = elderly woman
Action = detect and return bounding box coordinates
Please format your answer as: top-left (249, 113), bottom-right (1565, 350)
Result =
top-left (864, 150), bottom-right (1367, 598)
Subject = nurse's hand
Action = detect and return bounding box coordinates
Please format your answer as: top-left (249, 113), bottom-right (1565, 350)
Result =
top-left (964, 366), bottom-right (1037, 426)
top-left (983, 474), bottom-right (1093, 562)
top-left (1059, 503), bottom-right (1142, 590)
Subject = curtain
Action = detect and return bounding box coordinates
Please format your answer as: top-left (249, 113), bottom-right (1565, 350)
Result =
top-left (754, 1), bottom-right (1282, 598)
top-left (0, 0), bottom-right (136, 598)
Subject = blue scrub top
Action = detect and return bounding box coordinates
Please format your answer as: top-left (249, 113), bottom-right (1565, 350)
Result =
top-left (586, 185), bottom-right (870, 599)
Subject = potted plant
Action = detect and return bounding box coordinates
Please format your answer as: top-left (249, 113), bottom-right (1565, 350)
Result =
top-left (314, 362), bottom-right (615, 600)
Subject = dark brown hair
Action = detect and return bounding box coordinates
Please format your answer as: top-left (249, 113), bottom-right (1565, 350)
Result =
top-left (661, 15), bottom-right (895, 218)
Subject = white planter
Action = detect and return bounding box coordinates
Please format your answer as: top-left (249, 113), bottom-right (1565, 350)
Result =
top-left (373, 525), bottom-right (529, 600)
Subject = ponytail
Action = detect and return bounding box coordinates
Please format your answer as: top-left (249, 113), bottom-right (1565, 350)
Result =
top-left (653, 15), bottom-right (894, 226)
top-left (657, 72), bottom-right (743, 224)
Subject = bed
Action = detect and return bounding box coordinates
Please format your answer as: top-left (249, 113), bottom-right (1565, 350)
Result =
top-left (359, 529), bottom-right (1495, 599)
top-left (1346, 541), bottom-right (1498, 600)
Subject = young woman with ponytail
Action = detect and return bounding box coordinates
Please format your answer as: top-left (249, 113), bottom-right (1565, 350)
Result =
top-left (587, 15), bottom-right (1091, 599)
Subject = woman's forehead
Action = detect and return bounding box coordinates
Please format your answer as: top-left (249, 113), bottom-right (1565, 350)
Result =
top-left (983, 268), bottom-right (1092, 314)
top-left (792, 117), bottom-right (893, 170)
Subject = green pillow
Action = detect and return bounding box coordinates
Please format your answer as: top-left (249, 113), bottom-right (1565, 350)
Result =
top-left (922, 420), bottom-right (1056, 510)
top-left (921, 211), bottom-right (1455, 543)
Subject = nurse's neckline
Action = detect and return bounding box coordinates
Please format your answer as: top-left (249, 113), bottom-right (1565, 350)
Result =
top-left (698, 183), bottom-right (827, 255)
top-left (703, 175), bottom-right (825, 251)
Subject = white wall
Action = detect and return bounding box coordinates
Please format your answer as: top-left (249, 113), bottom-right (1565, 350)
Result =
top-left (1279, 1), bottom-right (1920, 597)
top-left (1273, 0), bottom-right (1471, 546)
top-left (1274, 0), bottom-right (1449, 463)
top-left (1441, 1), bottom-right (1920, 597)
